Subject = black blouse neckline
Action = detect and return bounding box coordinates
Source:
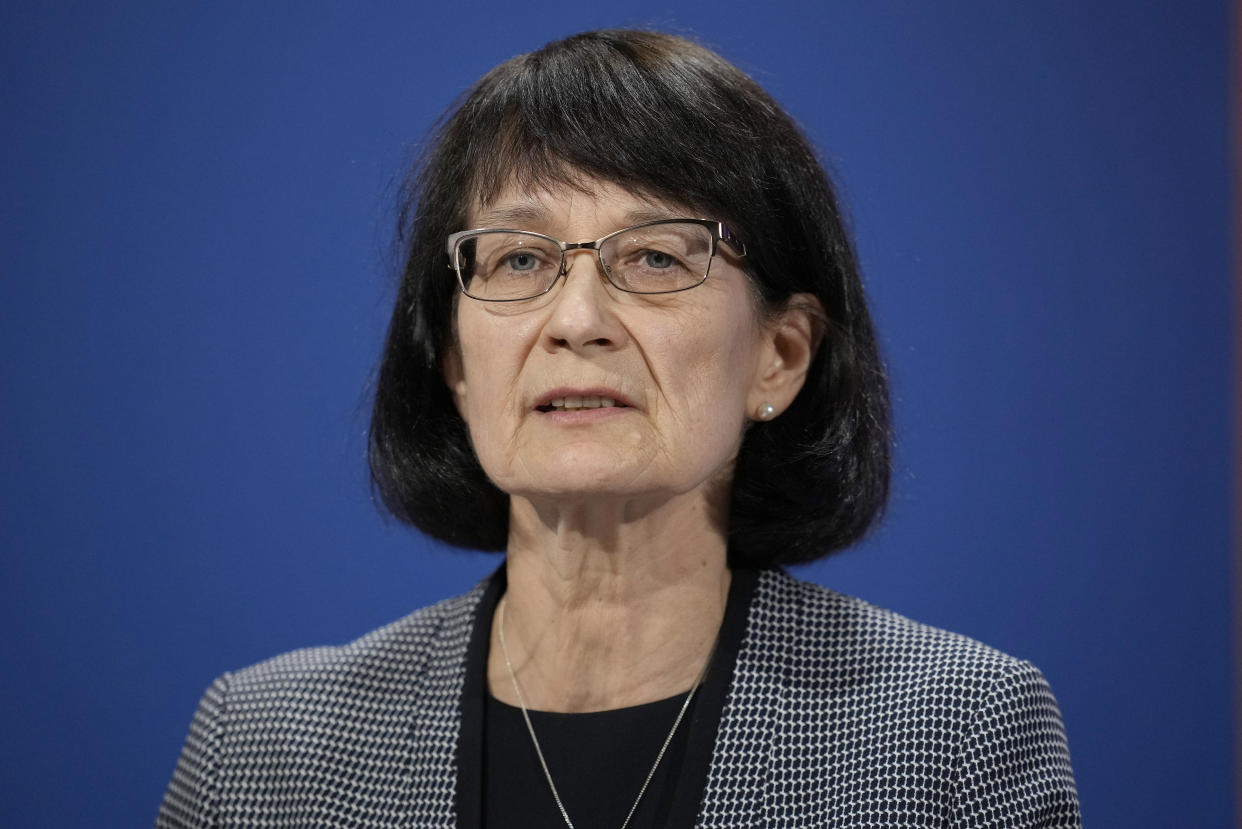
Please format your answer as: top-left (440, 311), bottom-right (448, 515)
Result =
top-left (455, 565), bottom-right (759, 829)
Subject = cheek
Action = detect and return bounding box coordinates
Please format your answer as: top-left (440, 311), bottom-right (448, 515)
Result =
top-left (665, 307), bottom-right (760, 438)
top-left (459, 352), bottom-right (514, 429)
top-left (453, 311), bottom-right (539, 451)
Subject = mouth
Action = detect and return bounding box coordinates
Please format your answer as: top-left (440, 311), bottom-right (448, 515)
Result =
top-left (536, 394), bottom-right (630, 413)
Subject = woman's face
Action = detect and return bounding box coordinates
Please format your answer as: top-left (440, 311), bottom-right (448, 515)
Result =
top-left (445, 179), bottom-right (781, 508)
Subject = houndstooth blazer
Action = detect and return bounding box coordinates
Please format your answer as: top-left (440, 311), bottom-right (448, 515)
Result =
top-left (157, 568), bottom-right (1081, 827)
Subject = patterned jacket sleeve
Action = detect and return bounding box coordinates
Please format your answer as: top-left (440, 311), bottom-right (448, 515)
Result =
top-left (951, 661), bottom-right (1081, 828)
top-left (155, 674), bottom-right (230, 829)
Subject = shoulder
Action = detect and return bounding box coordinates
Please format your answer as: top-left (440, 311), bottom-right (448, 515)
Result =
top-left (750, 567), bottom-right (1038, 686)
top-left (156, 582), bottom-right (490, 826)
top-left (220, 578), bottom-right (488, 706)
top-left (743, 568), bottom-right (1073, 777)
top-left (726, 569), bottom-right (1080, 826)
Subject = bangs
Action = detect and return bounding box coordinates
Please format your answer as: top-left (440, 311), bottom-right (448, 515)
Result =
top-left (452, 31), bottom-right (766, 225)
top-left (465, 115), bottom-right (614, 213)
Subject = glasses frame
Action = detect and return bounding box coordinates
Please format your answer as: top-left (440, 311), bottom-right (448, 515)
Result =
top-left (445, 218), bottom-right (748, 302)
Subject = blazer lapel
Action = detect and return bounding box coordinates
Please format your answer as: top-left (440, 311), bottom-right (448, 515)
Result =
top-left (401, 580), bottom-right (489, 828)
top-left (695, 570), bottom-right (789, 829)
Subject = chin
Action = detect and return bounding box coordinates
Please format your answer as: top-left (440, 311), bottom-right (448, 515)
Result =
top-left (513, 471), bottom-right (653, 501)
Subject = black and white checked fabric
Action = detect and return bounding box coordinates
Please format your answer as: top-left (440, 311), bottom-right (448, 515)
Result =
top-left (157, 569), bottom-right (1080, 827)
top-left (697, 571), bottom-right (1079, 827)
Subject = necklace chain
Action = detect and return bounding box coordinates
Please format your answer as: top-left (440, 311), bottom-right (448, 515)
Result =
top-left (496, 596), bottom-right (708, 829)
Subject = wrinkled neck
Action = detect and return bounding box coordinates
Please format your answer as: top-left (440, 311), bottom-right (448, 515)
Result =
top-left (489, 489), bottom-right (731, 712)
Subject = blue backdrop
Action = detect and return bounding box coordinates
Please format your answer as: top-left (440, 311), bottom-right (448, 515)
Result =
top-left (1, 2), bottom-right (1231, 826)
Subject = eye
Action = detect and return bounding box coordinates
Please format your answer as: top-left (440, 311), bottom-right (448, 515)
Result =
top-left (640, 250), bottom-right (677, 270)
top-left (505, 252), bottom-right (541, 271)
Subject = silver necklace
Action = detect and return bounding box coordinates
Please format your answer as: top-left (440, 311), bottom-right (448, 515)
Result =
top-left (496, 596), bottom-right (709, 829)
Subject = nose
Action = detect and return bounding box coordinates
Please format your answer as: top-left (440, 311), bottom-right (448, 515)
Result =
top-left (540, 250), bottom-right (626, 352)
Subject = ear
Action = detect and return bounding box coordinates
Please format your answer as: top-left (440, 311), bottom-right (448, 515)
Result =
top-left (441, 345), bottom-right (468, 418)
top-left (746, 293), bottom-right (826, 420)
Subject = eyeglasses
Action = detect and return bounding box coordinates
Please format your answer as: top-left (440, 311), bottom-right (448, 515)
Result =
top-left (445, 219), bottom-right (747, 302)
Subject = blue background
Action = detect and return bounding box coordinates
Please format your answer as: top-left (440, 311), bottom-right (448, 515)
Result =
top-left (2, 2), bottom-right (1231, 826)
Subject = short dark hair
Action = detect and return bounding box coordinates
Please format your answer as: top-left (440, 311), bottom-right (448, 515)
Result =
top-left (369, 29), bottom-right (891, 567)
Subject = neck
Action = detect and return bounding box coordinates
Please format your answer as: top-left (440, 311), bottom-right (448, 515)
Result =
top-left (489, 490), bottom-right (732, 713)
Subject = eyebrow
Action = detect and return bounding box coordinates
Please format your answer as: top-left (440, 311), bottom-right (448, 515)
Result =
top-left (471, 203), bottom-right (549, 228)
top-left (620, 207), bottom-right (685, 225)
top-left (470, 204), bottom-right (689, 234)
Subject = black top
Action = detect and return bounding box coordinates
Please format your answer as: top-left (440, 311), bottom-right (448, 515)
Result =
top-left (455, 567), bottom-right (759, 829)
top-left (484, 690), bottom-right (697, 828)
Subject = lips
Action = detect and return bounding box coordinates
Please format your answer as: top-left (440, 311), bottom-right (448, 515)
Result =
top-left (538, 394), bottom-right (626, 412)
top-left (534, 388), bottom-right (633, 413)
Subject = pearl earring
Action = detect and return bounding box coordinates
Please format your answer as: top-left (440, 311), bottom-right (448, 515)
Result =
top-left (757, 403), bottom-right (776, 421)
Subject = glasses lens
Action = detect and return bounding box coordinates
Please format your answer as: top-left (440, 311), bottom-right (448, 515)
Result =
top-left (457, 231), bottom-right (562, 300)
top-left (600, 222), bottom-right (715, 294)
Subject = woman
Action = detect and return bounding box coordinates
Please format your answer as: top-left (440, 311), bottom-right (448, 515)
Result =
top-left (158, 30), bottom-right (1080, 828)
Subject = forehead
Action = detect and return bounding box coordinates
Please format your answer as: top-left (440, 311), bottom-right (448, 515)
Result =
top-left (467, 178), bottom-right (697, 233)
